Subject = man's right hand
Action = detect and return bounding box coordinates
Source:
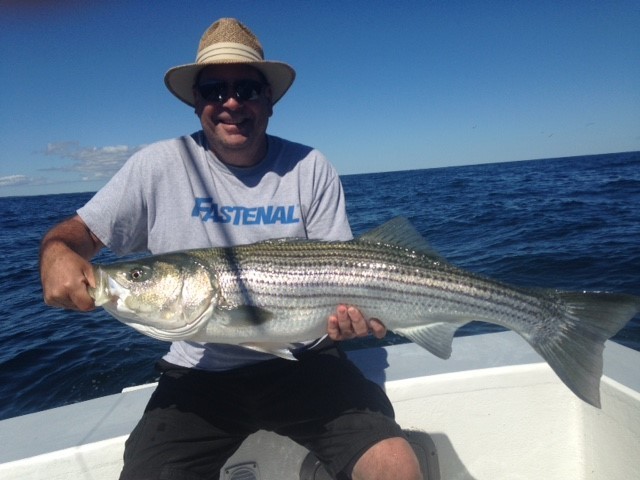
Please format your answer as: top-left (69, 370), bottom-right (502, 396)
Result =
top-left (40, 243), bottom-right (96, 311)
top-left (39, 215), bottom-right (103, 311)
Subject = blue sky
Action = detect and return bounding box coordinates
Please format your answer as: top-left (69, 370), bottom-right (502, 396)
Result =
top-left (1, 0), bottom-right (639, 197)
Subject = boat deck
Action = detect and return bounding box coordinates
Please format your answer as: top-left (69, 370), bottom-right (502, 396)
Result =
top-left (1, 331), bottom-right (639, 479)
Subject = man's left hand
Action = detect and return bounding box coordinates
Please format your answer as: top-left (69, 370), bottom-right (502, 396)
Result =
top-left (327, 305), bottom-right (387, 341)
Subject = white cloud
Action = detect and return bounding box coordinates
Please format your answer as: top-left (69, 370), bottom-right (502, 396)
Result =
top-left (43, 141), bottom-right (144, 180)
top-left (0, 175), bottom-right (31, 187)
top-left (0, 141), bottom-right (146, 193)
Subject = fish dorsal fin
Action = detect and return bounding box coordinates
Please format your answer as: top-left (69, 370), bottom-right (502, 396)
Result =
top-left (262, 237), bottom-right (306, 244)
top-left (358, 217), bottom-right (442, 259)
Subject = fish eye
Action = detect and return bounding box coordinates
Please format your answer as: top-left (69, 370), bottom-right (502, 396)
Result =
top-left (128, 266), bottom-right (151, 282)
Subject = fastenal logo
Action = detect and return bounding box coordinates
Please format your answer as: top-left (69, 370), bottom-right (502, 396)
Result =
top-left (192, 198), bottom-right (301, 225)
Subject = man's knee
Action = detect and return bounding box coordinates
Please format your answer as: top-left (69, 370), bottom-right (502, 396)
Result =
top-left (351, 436), bottom-right (423, 480)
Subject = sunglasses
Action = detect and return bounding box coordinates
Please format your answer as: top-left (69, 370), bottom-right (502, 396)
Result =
top-left (196, 79), bottom-right (266, 103)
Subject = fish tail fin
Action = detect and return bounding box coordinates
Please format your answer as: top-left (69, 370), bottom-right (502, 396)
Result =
top-left (531, 292), bottom-right (640, 408)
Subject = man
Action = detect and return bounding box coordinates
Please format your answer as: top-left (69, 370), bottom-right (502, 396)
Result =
top-left (39, 18), bottom-right (422, 480)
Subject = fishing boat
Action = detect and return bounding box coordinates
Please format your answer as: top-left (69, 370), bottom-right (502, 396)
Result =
top-left (1, 330), bottom-right (638, 480)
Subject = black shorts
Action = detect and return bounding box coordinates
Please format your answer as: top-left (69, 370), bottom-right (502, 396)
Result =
top-left (119, 343), bottom-right (405, 480)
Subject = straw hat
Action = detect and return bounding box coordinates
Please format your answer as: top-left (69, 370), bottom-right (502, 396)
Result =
top-left (165, 18), bottom-right (296, 107)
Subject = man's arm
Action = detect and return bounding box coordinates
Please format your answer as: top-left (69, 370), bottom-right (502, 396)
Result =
top-left (39, 215), bottom-right (104, 311)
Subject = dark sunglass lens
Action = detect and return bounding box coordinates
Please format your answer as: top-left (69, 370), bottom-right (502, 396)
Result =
top-left (198, 80), bottom-right (265, 103)
top-left (234, 80), bottom-right (263, 101)
top-left (198, 82), bottom-right (226, 102)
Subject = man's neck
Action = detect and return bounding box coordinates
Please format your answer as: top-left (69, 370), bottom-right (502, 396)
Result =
top-left (206, 135), bottom-right (268, 168)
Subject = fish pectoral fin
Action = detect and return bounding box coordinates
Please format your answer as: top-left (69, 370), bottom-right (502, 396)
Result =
top-left (394, 321), bottom-right (467, 359)
top-left (239, 342), bottom-right (299, 360)
top-left (221, 306), bottom-right (274, 326)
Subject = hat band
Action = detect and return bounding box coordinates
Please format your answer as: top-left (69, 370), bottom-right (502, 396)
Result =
top-left (196, 42), bottom-right (263, 64)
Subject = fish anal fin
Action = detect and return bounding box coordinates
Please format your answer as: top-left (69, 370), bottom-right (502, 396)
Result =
top-left (394, 321), bottom-right (467, 359)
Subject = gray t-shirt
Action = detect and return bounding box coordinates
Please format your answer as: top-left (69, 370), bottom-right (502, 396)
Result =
top-left (78, 132), bottom-right (352, 370)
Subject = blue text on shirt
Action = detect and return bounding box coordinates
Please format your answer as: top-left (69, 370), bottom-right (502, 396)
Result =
top-left (192, 198), bottom-right (301, 225)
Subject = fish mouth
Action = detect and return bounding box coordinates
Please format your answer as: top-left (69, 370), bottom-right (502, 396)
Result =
top-left (88, 267), bottom-right (131, 312)
top-left (88, 266), bottom-right (112, 306)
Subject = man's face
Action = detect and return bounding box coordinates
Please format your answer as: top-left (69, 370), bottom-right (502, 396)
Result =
top-left (194, 64), bottom-right (273, 166)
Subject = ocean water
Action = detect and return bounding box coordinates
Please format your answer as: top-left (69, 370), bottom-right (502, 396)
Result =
top-left (1, 151), bottom-right (639, 421)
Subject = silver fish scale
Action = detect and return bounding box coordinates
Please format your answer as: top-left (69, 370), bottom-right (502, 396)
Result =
top-left (188, 240), bottom-right (553, 338)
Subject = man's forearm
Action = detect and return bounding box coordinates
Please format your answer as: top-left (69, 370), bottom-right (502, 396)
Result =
top-left (40, 215), bottom-right (103, 261)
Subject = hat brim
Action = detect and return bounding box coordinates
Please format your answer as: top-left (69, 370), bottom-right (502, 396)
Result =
top-left (164, 60), bottom-right (296, 107)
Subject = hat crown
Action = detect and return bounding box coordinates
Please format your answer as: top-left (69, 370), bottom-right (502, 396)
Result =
top-left (198, 18), bottom-right (264, 61)
top-left (164, 18), bottom-right (295, 107)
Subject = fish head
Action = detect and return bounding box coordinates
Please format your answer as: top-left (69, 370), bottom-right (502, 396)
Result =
top-left (89, 253), bottom-right (218, 341)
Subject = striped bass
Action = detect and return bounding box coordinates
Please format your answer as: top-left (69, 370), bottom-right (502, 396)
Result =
top-left (89, 217), bottom-right (640, 407)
